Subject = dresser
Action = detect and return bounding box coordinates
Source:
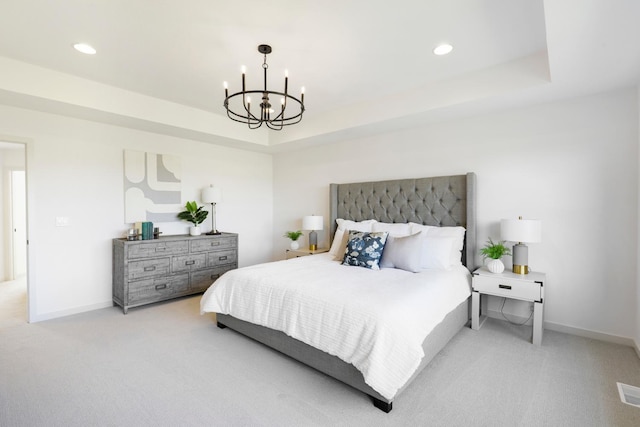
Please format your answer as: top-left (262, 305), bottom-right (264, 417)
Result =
top-left (112, 233), bottom-right (238, 314)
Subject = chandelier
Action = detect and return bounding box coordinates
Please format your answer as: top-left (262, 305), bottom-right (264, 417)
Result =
top-left (223, 44), bottom-right (305, 130)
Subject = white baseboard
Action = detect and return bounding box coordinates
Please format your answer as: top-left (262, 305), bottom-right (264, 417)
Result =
top-left (30, 301), bottom-right (114, 323)
top-left (485, 310), bottom-right (639, 358)
top-left (543, 320), bottom-right (637, 348)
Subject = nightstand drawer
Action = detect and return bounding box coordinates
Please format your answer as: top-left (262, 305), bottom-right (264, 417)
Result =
top-left (472, 275), bottom-right (542, 302)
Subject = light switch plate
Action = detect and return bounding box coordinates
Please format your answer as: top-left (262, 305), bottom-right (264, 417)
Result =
top-left (55, 216), bottom-right (70, 227)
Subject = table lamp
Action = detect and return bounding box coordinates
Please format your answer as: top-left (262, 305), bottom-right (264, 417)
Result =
top-left (302, 215), bottom-right (323, 250)
top-left (201, 185), bottom-right (222, 235)
top-left (500, 216), bottom-right (541, 274)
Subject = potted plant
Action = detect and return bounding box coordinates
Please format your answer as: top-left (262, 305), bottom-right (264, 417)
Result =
top-left (177, 201), bottom-right (208, 236)
top-left (284, 230), bottom-right (304, 250)
top-left (480, 238), bottom-right (512, 273)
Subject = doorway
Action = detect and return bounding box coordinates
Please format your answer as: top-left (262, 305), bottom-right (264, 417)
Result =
top-left (0, 141), bottom-right (27, 323)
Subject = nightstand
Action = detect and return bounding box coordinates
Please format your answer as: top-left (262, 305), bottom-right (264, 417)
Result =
top-left (285, 248), bottom-right (329, 259)
top-left (471, 267), bottom-right (546, 345)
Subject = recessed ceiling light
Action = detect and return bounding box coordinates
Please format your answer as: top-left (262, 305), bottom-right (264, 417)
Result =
top-left (433, 44), bottom-right (453, 56)
top-left (73, 43), bottom-right (96, 55)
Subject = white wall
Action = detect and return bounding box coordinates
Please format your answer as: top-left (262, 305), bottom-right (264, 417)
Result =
top-left (0, 105), bottom-right (273, 321)
top-left (273, 88), bottom-right (639, 342)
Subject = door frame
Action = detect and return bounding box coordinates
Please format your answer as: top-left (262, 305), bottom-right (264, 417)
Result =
top-left (0, 134), bottom-right (32, 322)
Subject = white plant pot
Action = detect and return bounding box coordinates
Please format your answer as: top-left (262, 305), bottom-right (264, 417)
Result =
top-left (290, 240), bottom-right (300, 250)
top-left (486, 258), bottom-right (505, 274)
top-left (189, 226), bottom-right (201, 236)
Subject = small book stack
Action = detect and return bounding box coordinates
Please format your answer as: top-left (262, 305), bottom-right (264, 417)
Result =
top-left (141, 221), bottom-right (154, 240)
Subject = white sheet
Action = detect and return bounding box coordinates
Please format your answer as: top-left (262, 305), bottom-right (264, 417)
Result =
top-left (200, 253), bottom-right (471, 400)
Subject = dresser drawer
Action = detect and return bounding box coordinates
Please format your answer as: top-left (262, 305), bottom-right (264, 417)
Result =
top-left (128, 258), bottom-right (170, 280)
top-left (128, 241), bottom-right (189, 259)
top-left (473, 275), bottom-right (542, 302)
top-left (190, 265), bottom-right (235, 292)
top-left (207, 249), bottom-right (237, 267)
top-left (191, 236), bottom-right (237, 253)
top-left (171, 254), bottom-right (206, 273)
top-left (128, 274), bottom-right (190, 304)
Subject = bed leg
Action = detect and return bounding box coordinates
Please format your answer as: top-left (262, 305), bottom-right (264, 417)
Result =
top-left (372, 397), bottom-right (392, 413)
top-left (216, 321), bottom-right (227, 329)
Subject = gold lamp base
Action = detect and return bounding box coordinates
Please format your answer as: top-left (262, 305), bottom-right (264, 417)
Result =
top-left (309, 244), bottom-right (317, 251)
top-left (512, 264), bottom-right (529, 275)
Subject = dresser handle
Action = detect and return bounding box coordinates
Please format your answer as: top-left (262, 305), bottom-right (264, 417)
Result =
top-left (155, 284), bottom-right (167, 290)
top-left (218, 255), bottom-right (227, 261)
top-left (155, 247), bottom-right (166, 251)
top-left (185, 260), bottom-right (195, 265)
top-left (211, 242), bottom-right (220, 246)
top-left (144, 266), bottom-right (156, 272)
top-left (210, 274), bottom-right (220, 280)
top-left (499, 284), bottom-right (512, 290)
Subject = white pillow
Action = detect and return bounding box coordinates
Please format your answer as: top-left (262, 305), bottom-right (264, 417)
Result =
top-left (336, 218), bottom-right (376, 232)
top-left (329, 219), bottom-right (377, 259)
top-left (372, 222), bottom-right (412, 237)
top-left (379, 232), bottom-right (423, 272)
top-left (420, 236), bottom-right (455, 270)
top-left (409, 223), bottom-right (466, 266)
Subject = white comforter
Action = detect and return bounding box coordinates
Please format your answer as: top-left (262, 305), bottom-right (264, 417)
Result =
top-left (200, 253), bottom-right (471, 400)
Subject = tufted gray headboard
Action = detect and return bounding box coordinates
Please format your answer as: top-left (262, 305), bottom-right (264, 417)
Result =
top-left (329, 173), bottom-right (477, 272)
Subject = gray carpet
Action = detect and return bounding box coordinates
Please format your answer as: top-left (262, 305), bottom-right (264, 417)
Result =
top-left (1, 279), bottom-right (640, 426)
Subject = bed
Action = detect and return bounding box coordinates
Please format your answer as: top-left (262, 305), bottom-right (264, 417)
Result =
top-left (201, 173), bottom-right (477, 412)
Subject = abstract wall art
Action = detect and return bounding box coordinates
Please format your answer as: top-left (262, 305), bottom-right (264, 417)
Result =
top-left (123, 150), bottom-right (182, 223)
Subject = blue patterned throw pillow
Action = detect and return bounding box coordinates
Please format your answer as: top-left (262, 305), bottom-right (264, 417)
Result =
top-left (342, 231), bottom-right (389, 270)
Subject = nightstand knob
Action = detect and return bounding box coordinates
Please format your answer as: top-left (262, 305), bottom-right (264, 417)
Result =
top-left (498, 284), bottom-right (512, 290)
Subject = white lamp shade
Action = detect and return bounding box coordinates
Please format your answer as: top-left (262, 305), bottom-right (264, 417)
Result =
top-left (201, 185), bottom-right (222, 204)
top-left (501, 218), bottom-right (541, 243)
top-left (302, 215), bottom-right (323, 231)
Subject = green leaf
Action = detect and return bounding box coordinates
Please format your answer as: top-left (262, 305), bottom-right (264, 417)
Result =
top-left (177, 201), bottom-right (208, 225)
top-left (284, 230), bottom-right (304, 241)
top-left (479, 237), bottom-right (512, 260)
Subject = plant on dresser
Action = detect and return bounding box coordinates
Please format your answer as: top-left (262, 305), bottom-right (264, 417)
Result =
top-left (177, 201), bottom-right (208, 236)
top-left (112, 233), bottom-right (238, 314)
